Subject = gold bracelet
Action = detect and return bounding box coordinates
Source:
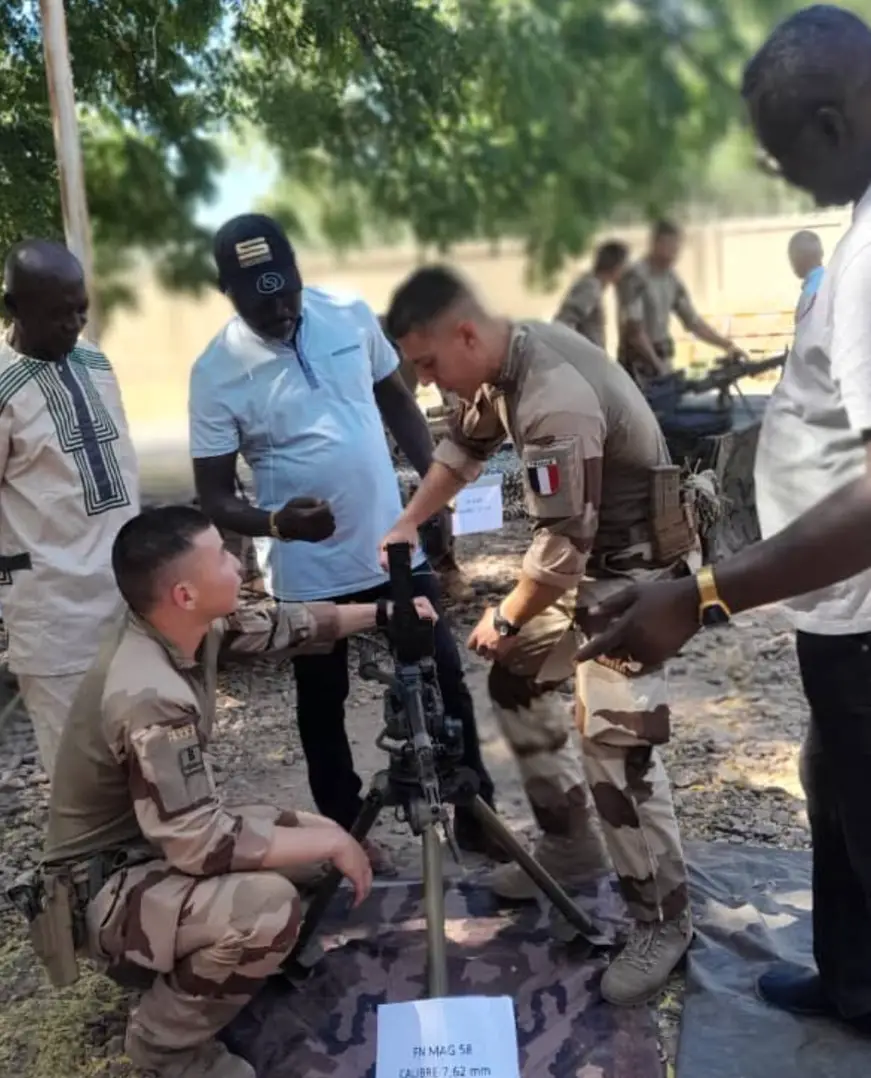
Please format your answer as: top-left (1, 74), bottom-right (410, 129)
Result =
top-left (268, 511), bottom-right (281, 539)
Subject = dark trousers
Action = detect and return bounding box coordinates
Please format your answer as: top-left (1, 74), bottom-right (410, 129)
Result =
top-left (292, 564), bottom-right (495, 831)
top-left (796, 629), bottom-right (871, 1019)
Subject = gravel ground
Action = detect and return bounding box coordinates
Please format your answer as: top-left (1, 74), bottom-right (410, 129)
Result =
top-left (0, 519), bottom-right (809, 1077)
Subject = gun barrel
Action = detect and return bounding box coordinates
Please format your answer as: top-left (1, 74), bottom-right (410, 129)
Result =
top-left (686, 351), bottom-right (786, 396)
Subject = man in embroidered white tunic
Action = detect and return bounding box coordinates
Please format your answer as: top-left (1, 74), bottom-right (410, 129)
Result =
top-left (0, 240), bottom-right (139, 776)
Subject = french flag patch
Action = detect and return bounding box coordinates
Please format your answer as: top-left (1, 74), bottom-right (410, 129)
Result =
top-left (527, 458), bottom-right (560, 495)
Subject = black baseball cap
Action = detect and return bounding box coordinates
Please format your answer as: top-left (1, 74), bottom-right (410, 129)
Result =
top-left (213, 214), bottom-right (302, 302)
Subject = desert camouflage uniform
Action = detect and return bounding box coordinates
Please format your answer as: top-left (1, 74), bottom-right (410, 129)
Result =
top-left (616, 258), bottom-right (700, 379)
top-left (553, 271), bottom-right (606, 348)
top-left (434, 320), bottom-right (696, 1003)
top-left (43, 598), bottom-right (342, 1076)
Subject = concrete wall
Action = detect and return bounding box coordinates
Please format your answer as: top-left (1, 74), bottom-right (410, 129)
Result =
top-left (103, 208), bottom-right (850, 447)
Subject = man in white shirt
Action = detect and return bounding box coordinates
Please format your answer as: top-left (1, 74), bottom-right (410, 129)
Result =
top-left (575, 5), bottom-right (871, 1034)
top-left (0, 240), bottom-right (139, 776)
top-left (188, 215), bottom-right (501, 875)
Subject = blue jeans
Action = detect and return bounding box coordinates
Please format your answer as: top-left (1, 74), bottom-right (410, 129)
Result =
top-left (291, 565), bottom-right (495, 830)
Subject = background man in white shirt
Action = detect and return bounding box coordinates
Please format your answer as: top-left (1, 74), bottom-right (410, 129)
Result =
top-left (189, 216), bottom-right (501, 876)
top-left (787, 229), bottom-right (825, 322)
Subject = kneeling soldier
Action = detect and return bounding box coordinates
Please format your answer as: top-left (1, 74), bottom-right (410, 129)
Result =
top-left (31, 505), bottom-right (434, 1078)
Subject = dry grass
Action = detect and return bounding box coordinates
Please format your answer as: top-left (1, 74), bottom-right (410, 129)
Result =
top-left (0, 918), bottom-right (133, 1078)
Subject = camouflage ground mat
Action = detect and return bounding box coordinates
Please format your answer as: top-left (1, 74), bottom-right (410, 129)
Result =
top-left (222, 873), bottom-right (661, 1078)
top-left (678, 841), bottom-right (868, 1078)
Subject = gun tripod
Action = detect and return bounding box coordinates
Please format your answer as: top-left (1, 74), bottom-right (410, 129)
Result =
top-left (281, 761), bottom-right (609, 998)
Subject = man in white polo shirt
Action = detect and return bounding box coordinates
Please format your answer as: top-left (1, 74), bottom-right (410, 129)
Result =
top-left (575, 5), bottom-right (871, 1035)
top-left (188, 215), bottom-right (500, 875)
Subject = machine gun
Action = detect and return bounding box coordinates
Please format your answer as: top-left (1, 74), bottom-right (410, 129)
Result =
top-left (643, 350), bottom-right (787, 420)
top-left (281, 542), bottom-right (607, 999)
top-left (359, 542), bottom-right (464, 840)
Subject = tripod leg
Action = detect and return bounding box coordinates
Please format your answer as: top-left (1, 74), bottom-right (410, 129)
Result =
top-left (422, 825), bottom-right (449, 998)
top-left (282, 779), bottom-right (386, 971)
top-left (470, 796), bottom-right (608, 945)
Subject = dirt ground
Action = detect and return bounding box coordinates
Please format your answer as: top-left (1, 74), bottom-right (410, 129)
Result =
top-left (0, 520), bottom-right (809, 1077)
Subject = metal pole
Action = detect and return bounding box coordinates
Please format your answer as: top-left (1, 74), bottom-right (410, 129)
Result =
top-left (38, 0), bottom-right (101, 342)
top-left (422, 825), bottom-right (448, 998)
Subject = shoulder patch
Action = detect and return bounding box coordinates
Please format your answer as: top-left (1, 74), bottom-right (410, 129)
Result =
top-left (527, 457), bottom-right (561, 496)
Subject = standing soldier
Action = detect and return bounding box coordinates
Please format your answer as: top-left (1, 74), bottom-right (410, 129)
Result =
top-left (380, 265), bottom-right (699, 1005)
top-left (553, 240), bottom-right (629, 349)
top-left (0, 240), bottom-right (139, 776)
top-left (617, 220), bottom-right (743, 381)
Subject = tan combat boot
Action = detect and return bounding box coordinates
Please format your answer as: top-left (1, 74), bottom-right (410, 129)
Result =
top-left (600, 909), bottom-right (693, 1007)
top-left (487, 826), bottom-right (611, 900)
top-left (126, 1030), bottom-right (255, 1078)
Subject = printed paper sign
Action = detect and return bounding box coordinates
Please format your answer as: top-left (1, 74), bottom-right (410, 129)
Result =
top-left (452, 474), bottom-right (503, 536)
top-left (376, 995), bottom-right (520, 1078)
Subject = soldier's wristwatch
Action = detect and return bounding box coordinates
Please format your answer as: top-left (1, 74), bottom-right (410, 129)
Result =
top-left (493, 606), bottom-right (521, 637)
top-left (696, 565), bottom-right (732, 627)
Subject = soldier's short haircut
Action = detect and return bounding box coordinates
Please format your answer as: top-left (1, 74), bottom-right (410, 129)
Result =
top-left (593, 241), bottom-right (629, 273)
top-left (741, 6), bottom-right (871, 154)
top-left (652, 219), bottom-right (681, 240)
top-left (113, 505), bottom-right (212, 615)
top-left (385, 265), bottom-right (476, 340)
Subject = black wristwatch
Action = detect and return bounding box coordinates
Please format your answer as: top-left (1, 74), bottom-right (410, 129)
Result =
top-left (375, 597), bottom-right (390, 630)
top-left (493, 606), bottom-right (521, 637)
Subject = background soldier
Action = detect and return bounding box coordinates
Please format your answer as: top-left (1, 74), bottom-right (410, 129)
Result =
top-left (0, 240), bottom-right (139, 777)
top-left (380, 265), bottom-right (698, 1006)
top-left (553, 240), bottom-right (629, 349)
top-left (617, 219), bottom-right (744, 380)
top-left (41, 506), bottom-right (437, 1078)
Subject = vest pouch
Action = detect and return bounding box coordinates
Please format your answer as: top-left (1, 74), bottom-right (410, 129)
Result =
top-left (27, 871), bottom-right (80, 988)
top-left (649, 465), bottom-right (697, 563)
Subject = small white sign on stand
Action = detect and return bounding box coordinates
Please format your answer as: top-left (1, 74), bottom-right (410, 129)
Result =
top-left (452, 474), bottom-right (504, 537)
top-left (376, 995), bottom-right (520, 1078)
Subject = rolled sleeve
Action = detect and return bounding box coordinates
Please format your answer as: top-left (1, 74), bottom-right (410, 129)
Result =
top-left (433, 437), bottom-right (486, 484)
top-left (221, 600), bottom-right (341, 657)
top-left (831, 243), bottom-right (871, 433)
top-left (672, 278), bottom-right (699, 330)
top-left (555, 278), bottom-right (596, 331)
top-left (520, 412), bottom-right (605, 591)
top-left (188, 364), bottom-right (240, 459)
top-left (106, 692), bottom-right (275, 876)
top-left (433, 388), bottom-right (507, 483)
top-left (617, 271), bottom-right (645, 327)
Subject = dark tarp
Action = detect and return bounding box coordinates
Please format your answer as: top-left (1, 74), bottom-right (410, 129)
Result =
top-left (223, 875), bottom-right (661, 1078)
top-left (678, 841), bottom-right (869, 1078)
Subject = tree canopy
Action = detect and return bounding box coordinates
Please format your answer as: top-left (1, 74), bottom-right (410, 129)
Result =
top-left (0, 0), bottom-right (813, 311)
